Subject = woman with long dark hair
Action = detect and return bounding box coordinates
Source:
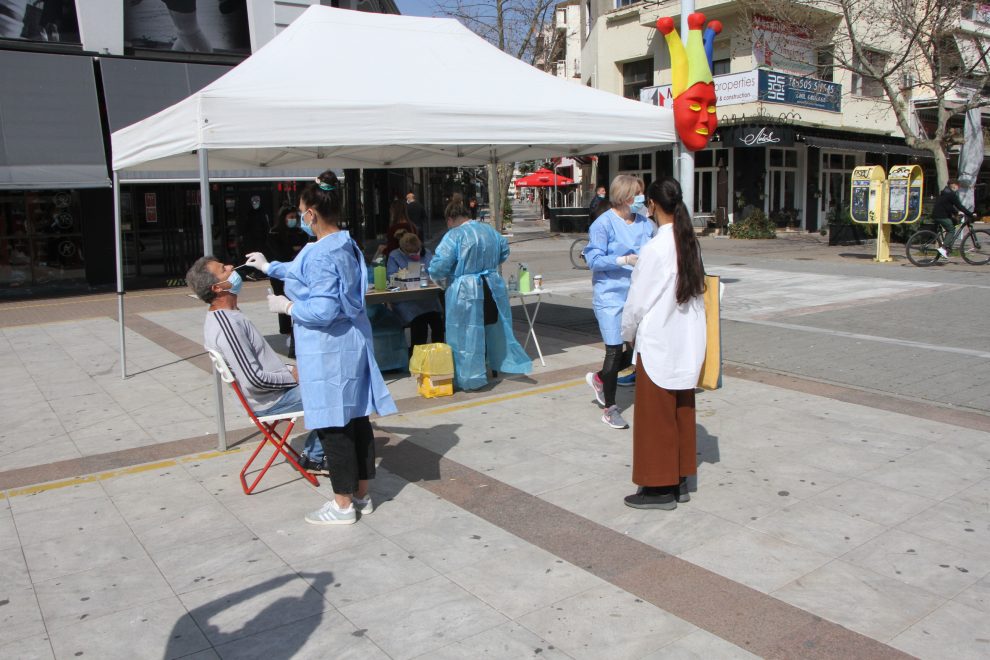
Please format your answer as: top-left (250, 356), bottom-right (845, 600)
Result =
top-left (245, 170), bottom-right (396, 525)
top-left (620, 177), bottom-right (706, 510)
top-left (267, 205), bottom-right (310, 348)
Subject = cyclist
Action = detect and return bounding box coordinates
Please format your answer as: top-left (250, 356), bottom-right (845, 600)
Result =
top-left (933, 179), bottom-right (976, 259)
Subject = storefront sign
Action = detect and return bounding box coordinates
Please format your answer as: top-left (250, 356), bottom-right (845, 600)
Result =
top-left (722, 125), bottom-right (795, 147)
top-left (759, 71), bottom-right (842, 113)
top-left (752, 15), bottom-right (815, 76)
top-left (641, 70), bottom-right (759, 108)
top-left (145, 192), bottom-right (158, 224)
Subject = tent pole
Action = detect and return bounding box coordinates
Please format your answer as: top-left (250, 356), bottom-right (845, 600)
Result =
top-left (488, 151), bottom-right (500, 232)
top-left (113, 171), bottom-right (127, 380)
top-left (199, 148), bottom-right (227, 452)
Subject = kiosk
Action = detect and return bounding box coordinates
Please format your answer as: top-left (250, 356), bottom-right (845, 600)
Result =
top-left (849, 164), bottom-right (923, 263)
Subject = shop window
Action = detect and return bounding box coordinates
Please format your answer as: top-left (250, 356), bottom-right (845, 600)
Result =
top-left (767, 148), bottom-right (799, 225)
top-left (622, 58), bottom-right (654, 99)
top-left (695, 150), bottom-right (714, 168)
top-left (817, 48), bottom-right (834, 82)
top-left (0, 190), bottom-right (86, 295)
top-left (852, 49), bottom-right (887, 97)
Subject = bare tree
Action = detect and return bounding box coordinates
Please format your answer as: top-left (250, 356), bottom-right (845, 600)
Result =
top-left (433, 0), bottom-right (562, 228)
top-left (736, 0), bottom-right (989, 187)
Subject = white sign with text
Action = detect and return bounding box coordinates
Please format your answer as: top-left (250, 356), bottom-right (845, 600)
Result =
top-left (640, 70), bottom-right (759, 108)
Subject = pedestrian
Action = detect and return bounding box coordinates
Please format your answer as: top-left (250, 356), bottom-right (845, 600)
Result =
top-left (245, 170), bottom-right (397, 526)
top-left (467, 197), bottom-right (480, 220)
top-left (405, 191), bottom-right (428, 236)
top-left (621, 177), bottom-right (706, 510)
top-left (267, 205), bottom-right (310, 356)
top-left (387, 232), bottom-right (444, 352)
top-left (589, 185), bottom-right (608, 213)
top-left (428, 194), bottom-right (532, 391)
top-left (932, 179), bottom-right (976, 258)
top-left (583, 174), bottom-right (655, 429)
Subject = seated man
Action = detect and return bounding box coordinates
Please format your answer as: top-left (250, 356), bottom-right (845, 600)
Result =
top-left (185, 256), bottom-right (326, 474)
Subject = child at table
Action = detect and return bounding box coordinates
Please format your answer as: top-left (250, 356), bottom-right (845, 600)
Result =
top-left (386, 232), bottom-right (444, 351)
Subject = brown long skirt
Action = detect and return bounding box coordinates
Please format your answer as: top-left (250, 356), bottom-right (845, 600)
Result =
top-left (632, 356), bottom-right (696, 487)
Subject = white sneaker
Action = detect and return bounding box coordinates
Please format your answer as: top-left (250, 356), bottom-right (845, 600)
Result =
top-left (305, 500), bottom-right (356, 525)
top-left (585, 372), bottom-right (605, 406)
top-left (352, 494), bottom-right (374, 516)
top-left (937, 246), bottom-right (949, 259)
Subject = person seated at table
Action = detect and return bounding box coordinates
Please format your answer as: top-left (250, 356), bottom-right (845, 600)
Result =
top-left (428, 194), bottom-right (531, 391)
top-left (375, 199), bottom-right (420, 259)
top-left (185, 256), bottom-right (327, 474)
top-left (387, 232), bottom-right (444, 352)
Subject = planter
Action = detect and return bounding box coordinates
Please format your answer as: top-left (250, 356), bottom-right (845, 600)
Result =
top-left (827, 223), bottom-right (865, 246)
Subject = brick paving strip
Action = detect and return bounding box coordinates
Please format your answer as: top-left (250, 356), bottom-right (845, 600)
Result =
top-left (375, 429), bottom-right (912, 660)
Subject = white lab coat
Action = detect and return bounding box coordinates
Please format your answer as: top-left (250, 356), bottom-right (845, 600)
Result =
top-left (621, 224), bottom-right (706, 390)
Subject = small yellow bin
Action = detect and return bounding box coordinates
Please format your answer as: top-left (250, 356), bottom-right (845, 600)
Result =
top-left (409, 343), bottom-right (455, 398)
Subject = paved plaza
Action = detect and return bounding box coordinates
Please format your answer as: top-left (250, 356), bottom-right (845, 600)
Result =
top-left (1, 216), bottom-right (989, 659)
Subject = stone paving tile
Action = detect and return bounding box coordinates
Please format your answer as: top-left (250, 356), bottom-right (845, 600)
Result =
top-left (954, 575), bottom-right (990, 613)
top-left (840, 528), bottom-right (990, 599)
top-left (485, 454), bottom-right (595, 496)
top-left (516, 584), bottom-right (696, 660)
top-left (889, 599), bottom-right (990, 660)
top-left (32, 555), bottom-right (175, 632)
top-left (339, 575), bottom-right (508, 660)
top-left (6, 481), bottom-right (106, 514)
top-left (447, 545), bottom-right (606, 619)
top-left (0, 633), bottom-right (54, 660)
top-left (897, 500), bottom-right (990, 556)
top-left (747, 500), bottom-right (885, 557)
top-left (388, 512), bottom-right (529, 574)
top-left (130, 501), bottom-right (251, 556)
top-left (861, 444), bottom-right (989, 500)
top-left (642, 628), bottom-right (761, 659)
top-left (21, 518), bottom-right (149, 582)
top-left (0, 587), bottom-right (47, 648)
top-left (679, 527), bottom-right (833, 594)
top-left (422, 621), bottom-right (573, 659)
top-left (11, 490), bottom-right (125, 547)
top-left (815, 479), bottom-right (936, 527)
top-left (0, 507), bottom-right (18, 551)
top-left (177, 567), bottom-right (330, 647)
top-left (46, 596), bottom-right (211, 660)
top-left (212, 610), bottom-right (390, 660)
top-left (773, 559), bottom-right (945, 642)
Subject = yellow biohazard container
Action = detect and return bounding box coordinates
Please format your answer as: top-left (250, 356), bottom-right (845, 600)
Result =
top-left (409, 343), bottom-right (455, 398)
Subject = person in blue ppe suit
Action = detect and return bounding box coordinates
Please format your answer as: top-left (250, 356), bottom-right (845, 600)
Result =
top-left (583, 174), bottom-right (655, 430)
top-left (245, 170), bottom-right (397, 527)
top-left (386, 231), bottom-right (444, 352)
top-left (428, 194), bottom-right (532, 391)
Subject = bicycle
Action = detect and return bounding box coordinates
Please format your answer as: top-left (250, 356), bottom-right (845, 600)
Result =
top-left (905, 214), bottom-right (989, 266)
top-left (569, 236), bottom-right (589, 269)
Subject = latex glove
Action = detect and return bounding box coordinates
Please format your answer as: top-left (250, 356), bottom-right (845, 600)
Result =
top-left (617, 254), bottom-right (638, 267)
top-left (245, 252), bottom-right (270, 274)
top-left (268, 294), bottom-right (292, 315)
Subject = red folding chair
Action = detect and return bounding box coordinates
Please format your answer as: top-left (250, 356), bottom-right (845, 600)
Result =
top-left (207, 349), bottom-right (319, 494)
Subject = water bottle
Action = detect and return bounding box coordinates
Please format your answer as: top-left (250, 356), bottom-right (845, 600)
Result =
top-left (518, 263), bottom-right (532, 293)
top-left (373, 258), bottom-right (387, 291)
top-left (508, 274), bottom-right (517, 292)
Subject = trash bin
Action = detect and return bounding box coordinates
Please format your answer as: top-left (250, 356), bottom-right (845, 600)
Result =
top-left (409, 343), bottom-right (455, 398)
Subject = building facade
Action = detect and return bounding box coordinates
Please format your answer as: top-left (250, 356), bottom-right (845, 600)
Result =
top-left (576, 0), bottom-right (989, 231)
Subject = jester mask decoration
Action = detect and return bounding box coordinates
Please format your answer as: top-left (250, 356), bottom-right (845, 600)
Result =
top-left (657, 14), bottom-right (722, 151)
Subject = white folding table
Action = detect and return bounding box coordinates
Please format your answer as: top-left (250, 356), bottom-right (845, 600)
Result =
top-left (510, 288), bottom-right (550, 366)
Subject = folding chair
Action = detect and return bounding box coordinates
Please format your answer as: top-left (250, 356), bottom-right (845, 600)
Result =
top-left (206, 349), bottom-right (319, 495)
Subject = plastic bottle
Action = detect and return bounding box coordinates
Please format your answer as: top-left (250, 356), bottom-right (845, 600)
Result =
top-left (518, 263), bottom-right (531, 293)
top-left (373, 259), bottom-right (387, 291)
top-left (508, 274), bottom-right (517, 292)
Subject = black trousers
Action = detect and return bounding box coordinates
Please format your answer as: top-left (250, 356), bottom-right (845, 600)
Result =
top-left (598, 343), bottom-right (632, 407)
top-left (316, 416), bottom-right (376, 495)
top-left (410, 311), bottom-right (444, 349)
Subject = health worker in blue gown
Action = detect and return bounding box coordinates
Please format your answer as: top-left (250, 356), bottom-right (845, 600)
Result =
top-left (428, 194), bottom-right (532, 391)
top-left (245, 170), bottom-right (396, 527)
top-left (582, 175), bottom-right (655, 431)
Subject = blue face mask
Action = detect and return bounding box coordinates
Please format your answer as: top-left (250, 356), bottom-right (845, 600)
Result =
top-left (298, 209), bottom-right (315, 237)
top-left (286, 216), bottom-right (298, 229)
top-left (224, 269), bottom-right (243, 295)
top-left (629, 194), bottom-right (646, 215)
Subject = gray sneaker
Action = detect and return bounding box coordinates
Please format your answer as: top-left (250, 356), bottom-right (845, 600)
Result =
top-left (601, 405), bottom-right (629, 429)
top-left (586, 371), bottom-right (605, 406)
top-left (305, 500), bottom-right (356, 525)
top-left (352, 494), bottom-right (374, 516)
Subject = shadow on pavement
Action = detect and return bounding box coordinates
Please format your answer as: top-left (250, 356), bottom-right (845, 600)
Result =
top-left (373, 423), bottom-right (462, 500)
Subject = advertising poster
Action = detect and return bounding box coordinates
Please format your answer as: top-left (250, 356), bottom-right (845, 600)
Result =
top-left (751, 14), bottom-right (816, 77)
top-left (0, 0), bottom-right (80, 43)
top-left (145, 192), bottom-right (158, 224)
top-left (641, 71), bottom-right (760, 108)
top-left (125, 0), bottom-right (249, 54)
top-left (759, 71), bottom-right (842, 113)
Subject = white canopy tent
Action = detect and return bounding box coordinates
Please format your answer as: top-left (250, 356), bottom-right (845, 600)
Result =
top-left (110, 5), bottom-right (674, 446)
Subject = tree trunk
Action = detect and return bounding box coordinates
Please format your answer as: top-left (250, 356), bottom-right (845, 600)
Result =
top-left (932, 148), bottom-right (950, 190)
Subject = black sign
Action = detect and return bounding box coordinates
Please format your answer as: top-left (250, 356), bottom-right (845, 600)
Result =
top-left (722, 126), bottom-right (795, 148)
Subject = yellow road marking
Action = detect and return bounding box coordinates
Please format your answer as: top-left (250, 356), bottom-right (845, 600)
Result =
top-left (0, 445), bottom-right (253, 500)
top-left (421, 378), bottom-right (583, 416)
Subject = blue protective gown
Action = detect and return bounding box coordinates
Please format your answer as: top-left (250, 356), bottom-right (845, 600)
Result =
top-left (583, 209), bottom-right (655, 345)
top-left (386, 249), bottom-right (442, 325)
top-left (268, 230), bottom-right (397, 429)
top-left (428, 221), bottom-right (532, 391)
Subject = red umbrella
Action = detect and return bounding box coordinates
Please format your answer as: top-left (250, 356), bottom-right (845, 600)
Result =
top-left (514, 168), bottom-right (575, 187)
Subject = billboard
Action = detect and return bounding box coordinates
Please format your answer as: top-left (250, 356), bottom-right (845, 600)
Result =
top-left (642, 69), bottom-right (841, 113)
top-left (0, 0), bottom-right (80, 44)
top-left (124, 0), bottom-right (249, 54)
top-left (751, 14), bottom-right (815, 77)
top-left (641, 70), bottom-right (760, 108)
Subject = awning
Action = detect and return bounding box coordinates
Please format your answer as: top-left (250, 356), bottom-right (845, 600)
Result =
top-left (0, 51), bottom-right (110, 190)
top-left (802, 135), bottom-right (931, 158)
top-left (954, 34), bottom-right (990, 75)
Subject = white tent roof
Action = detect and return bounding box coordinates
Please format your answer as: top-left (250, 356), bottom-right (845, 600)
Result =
top-left (111, 6), bottom-right (674, 177)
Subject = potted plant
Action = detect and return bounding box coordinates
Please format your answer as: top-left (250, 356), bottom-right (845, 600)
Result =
top-left (826, 207), bottom-right (864, 246)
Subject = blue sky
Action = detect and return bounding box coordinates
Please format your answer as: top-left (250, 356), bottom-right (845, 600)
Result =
top-left (394, 0), bottom-right (436, 17)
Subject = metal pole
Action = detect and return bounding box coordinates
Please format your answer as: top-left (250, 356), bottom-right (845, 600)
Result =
top-left (199, 148), bottom-right (227, 451)
top-left (488, 152), bottom-right (501, 230)
top-left (113, 171), bottom-right (127, 380)
top-left (679, 0), bottom-right (696, 218)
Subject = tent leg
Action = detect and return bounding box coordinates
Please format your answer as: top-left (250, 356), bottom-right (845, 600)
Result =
top-left (488, 153), bottom-right (501, 232)
top-left (113, 172), bottom-right (127, 380)
top-left (199, 149), bottom-right (227, 452)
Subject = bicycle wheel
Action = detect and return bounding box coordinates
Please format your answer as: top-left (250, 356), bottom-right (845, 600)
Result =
top-left (570, 237), bottom-right (590, 270)
top-left (905, 230), bottom-right (940, 267)
top-left (961, 229), bottom-right (990, 265)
